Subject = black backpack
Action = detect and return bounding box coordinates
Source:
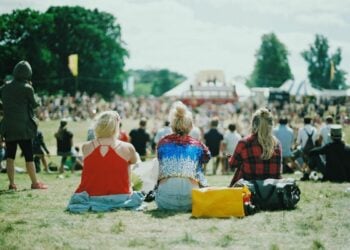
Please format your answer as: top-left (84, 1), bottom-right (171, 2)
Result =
top-left (235, 178), bottom-right (301, 211)
top-left (303, 129), bottom-right (314, 154)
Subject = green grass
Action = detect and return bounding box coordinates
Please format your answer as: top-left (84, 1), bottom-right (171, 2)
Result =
top-left (0, 173), bottom-right (350, 249)
top-left (0, 121), bottom-right (350, 249)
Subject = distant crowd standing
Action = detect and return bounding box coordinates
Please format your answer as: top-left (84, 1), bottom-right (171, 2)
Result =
top-left (1, 60), bottom-right (350, 214)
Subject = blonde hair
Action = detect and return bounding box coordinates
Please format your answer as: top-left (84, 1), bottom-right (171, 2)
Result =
top-left (169, 101), bottom-right (193, 135)
top-left (251, 108), bottom-right (277, 160)
top-left (94, 110), bottom-right (120, 138)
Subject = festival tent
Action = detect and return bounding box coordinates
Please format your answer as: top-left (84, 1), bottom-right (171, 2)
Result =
top-left (319, 89), bottom-right (350, 98)
top-left (163, 70), bottom-right (231, 98)
top-left (162, 78), bottom-right (193, 97)
top-left (279, 79), bottom-right (294, 92)
top-left (231, 76), bottom-right (252, 100)
top-left (279, 79), bottom-right (321, 97)
top-left (163, 70), bottom-right (239, 99)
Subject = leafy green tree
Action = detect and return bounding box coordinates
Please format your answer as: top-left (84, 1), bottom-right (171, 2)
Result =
top-left (302, 34), bottom-right (347, 89)
top-left (46, 6), bottom-right (128, 97)
top-left (151, 69), bottom-right (175, 97)
top-left (129, 69), bottom-right (185, 97)
top-left (0, 7), bottom-right (128, 98)
top-left (0, 9), bottom-right (55, 91)
top-left (247, 33), bottom-right (293, 88)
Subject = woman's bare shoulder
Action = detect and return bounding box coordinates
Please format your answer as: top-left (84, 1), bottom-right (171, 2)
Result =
top-left (115, 140), bottom-right (137, 162)
top-left (117, 141), bottom-right (134, 152)
top-left (82, 141), bottom-right (96, 157)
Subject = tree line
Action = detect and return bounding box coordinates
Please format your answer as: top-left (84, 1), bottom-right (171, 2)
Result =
top-left (129, 69), bottom-right (186, 97)
top-left (247, 33), bottom-right (347, 90)
top-left (0, 7), bottom-right (128, 98)
top-left (0, 7), bottom-right (348, 99)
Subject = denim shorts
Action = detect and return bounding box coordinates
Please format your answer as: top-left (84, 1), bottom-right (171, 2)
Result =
top-left (155, 177), bottom-right (199, 212)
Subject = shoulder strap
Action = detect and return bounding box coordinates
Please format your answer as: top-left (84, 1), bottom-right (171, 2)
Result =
top-left (304, 128), bottom-right (313, 137)
top-left (92, 139), bottom-right (100, 149)
top-left (113, 141), bottom-right (122, 150)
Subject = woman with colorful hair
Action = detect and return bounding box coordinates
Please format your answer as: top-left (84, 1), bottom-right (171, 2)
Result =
top-left (229, 108), bottom-right (282, 186)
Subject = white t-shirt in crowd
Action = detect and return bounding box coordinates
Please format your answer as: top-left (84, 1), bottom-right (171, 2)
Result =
top-left (222, 131), bottom-right (242, 155)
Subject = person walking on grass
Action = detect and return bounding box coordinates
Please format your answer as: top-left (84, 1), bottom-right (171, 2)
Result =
top-left (154, 120), bottom-right (172, 146)
top-left (296, 116), bottom-right (319, 180)
top-left (129, 118), bottom-right (150, 161)
top-left (204, 117), bottom-right (223, 175)
top-left (55, 119), bottom-right (74, 174)
top-left (33, 129), bottom-right (50, 173)
top-left (273, 117), bottom-right (299, 173)
top-left (0, 61), bottom-right (47, 190)
top-left (221, 123), bottom-right (241, 174)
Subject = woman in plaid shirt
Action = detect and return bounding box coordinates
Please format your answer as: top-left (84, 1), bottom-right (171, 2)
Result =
top-left (229, 108), bottom-right (282, 186)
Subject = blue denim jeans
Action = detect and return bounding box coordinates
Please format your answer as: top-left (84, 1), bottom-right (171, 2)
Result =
top-left (155, 177), bottom-right (199, 212)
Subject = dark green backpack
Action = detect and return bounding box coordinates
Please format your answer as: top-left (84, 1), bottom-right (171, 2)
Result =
top-left (236, 178), bottom-right (301, 210)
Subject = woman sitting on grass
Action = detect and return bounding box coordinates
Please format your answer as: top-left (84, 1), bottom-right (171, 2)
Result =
top-left (229, 108), bottom-right (282, 187)
top-left (67, 110), bottom-right (144, 213)
top-left (155, 101), bottom-right (210, 211)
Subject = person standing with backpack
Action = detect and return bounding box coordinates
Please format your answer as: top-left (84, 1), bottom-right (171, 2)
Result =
top-left (296, 116), bottom-right (318, 180)
top-left (0, 61), bottom-right (47, 190)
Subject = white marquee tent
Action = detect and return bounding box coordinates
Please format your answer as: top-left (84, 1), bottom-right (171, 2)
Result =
top-left (280, 79), bottom-right (350, 98)
top-left (279, 79), bottom-right (321, 97)
top-left (163, 78), bottom-right (192, 97)
top-left (163, 71), bottom-right (251, 100)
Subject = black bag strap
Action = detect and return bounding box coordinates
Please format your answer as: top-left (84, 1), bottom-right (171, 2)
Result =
top-left (252, 180), bottom-right (276, 202)
top-left (304, 128), bottom-right (314, 137)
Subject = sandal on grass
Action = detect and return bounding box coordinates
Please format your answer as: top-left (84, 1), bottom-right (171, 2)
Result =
top-left (31, 182), bottom-right (48, 189)
top-left (9, 184), bottom-right (17, 191)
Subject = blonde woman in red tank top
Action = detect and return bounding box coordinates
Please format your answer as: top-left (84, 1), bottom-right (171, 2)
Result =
top-left (67, 111), bottom-right (144, 213)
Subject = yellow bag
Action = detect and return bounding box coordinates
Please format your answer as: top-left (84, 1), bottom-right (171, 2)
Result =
top-left (192, 186), bottom-right (250, 218)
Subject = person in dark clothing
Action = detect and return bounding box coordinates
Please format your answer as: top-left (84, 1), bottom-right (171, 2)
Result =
top-left (0, 61), bottom-right (47, 190)
top-left (204, 117), bottom-right (224, 175)
top-left (55, 120), bottom-right (74, 174)
top-left (309, 125), bottom-right (350, 182)
top-left (33, 129), bottom-right (50, 173)
top-left (129, 118), bottom-right (150, 161)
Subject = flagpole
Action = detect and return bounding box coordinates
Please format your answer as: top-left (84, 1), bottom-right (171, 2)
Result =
top-left (75, 76), bottom-right (78, 94)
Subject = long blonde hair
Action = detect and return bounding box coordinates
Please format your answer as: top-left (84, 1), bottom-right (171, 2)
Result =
top-left (94, 111), bottom-right (120, 138)
top-left (251, 108), bottom-right (276, 160)
top-left (169, 101), bottom-right (193, 135)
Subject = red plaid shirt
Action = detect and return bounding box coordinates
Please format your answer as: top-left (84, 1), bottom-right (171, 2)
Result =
top-left (229, 133), bottom-right (282, 186)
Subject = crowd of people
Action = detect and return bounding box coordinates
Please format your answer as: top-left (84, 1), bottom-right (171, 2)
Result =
top-left (1, 60), bottom-right (350, 213)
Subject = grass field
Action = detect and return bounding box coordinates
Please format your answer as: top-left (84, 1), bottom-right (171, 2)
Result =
top-left (0, 120), bottom-right (350, 249)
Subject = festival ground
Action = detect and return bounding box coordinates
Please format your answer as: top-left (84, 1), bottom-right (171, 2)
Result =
top-left (0, 119), bottom-right (350, 249)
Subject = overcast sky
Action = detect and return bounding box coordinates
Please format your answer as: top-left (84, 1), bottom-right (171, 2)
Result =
top-left (1, 0), bottom-right (350, 82)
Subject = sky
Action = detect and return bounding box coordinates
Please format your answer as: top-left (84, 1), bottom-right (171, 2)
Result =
top-left (1, 0), bottom-right (350, 82)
